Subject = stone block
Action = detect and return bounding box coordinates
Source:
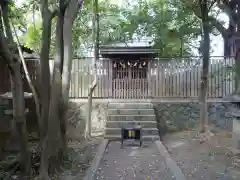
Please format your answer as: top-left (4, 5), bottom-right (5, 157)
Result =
top-left (108, 103), bottom-right (153, 109)
top-left (107, 115), bottom-right (155, 121)
top-left (105, 128), bottom-right (159, 136)
top-left (106, 121), bottom-right (157, 129)
top-left (67, 100), bottom-right (108, 140)
top-left (107, 109), bottom-right (155, 115)
top-left (232, 119), bottom-right (240, 150)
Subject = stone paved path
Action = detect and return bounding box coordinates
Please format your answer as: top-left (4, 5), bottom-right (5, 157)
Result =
top-left (94, 141), bottom-right (176, 180)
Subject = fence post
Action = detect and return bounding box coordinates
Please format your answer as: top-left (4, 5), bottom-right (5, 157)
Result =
top-left (147, 60), bottom-right (151, 98)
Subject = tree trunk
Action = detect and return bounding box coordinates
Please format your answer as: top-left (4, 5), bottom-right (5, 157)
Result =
top-left (38, 3), bottom-right (54, 179)
top-left (199, 0), bottom-right (210, 133)
top-left (235, 1), bottom-right (240, 93)
top-left (12, 23), bottom-right (42, 138)
top-left (0, 3), bottom-right (31, 177)
top-left (61, 0), bottom-right (83, 148)
top-left (10, 63), bottom-right (31, 178)
top-left (235, 50), bottom-right (240, 94)
top-left (86, 0), bottom-right (99, 139)
top-left (39, 16), bottom-right (52, 141)
top-left (221, 0), bottom-right (240, 93)
top-left (40, 14), bottom-right (64, 179)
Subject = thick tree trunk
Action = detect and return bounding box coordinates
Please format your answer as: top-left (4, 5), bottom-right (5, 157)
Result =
top-left (199, 0), bottom-right (210, 133)
top-left (39, 1), bottom-right (82, 178)
top-left (10, 64), bottom-right (31, 178)
top-left (0, 3), bottom-right (31, 178)
top-left (61, 19), bottom-right (72, 152)
top-left (39, 14), bottom-right (52, 141)
top-left (38, 3), bottom-right (54, 179)
top-left (61, 0), bottom-right (83, 148)
top-left (40, 11), bottom-right (64, 177)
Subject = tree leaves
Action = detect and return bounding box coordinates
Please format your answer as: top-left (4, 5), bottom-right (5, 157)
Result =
top-left (11, 0), bottom-right (205, 57)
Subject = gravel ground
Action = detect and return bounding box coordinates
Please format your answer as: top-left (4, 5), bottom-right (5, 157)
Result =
top-left (163, 129), bottom-right (240, 180)
top-left (94, 141), bottom-right (175, 180)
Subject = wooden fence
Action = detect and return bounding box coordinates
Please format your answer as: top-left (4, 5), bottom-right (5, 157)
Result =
top-left (0, 57), bottom-right (236, 99)
top-left (0, 59), bottom-right (38, 94)
top-left (149, 57), bottom-right (235, 98)
top-left (69, 57), bottom-right (235, 99)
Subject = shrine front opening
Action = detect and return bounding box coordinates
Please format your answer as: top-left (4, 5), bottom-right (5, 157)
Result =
top-left (112, 59), bottom-right (149, 99)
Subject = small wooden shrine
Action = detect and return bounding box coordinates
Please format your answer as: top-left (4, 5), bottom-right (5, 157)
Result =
top-left (100, 40), bottom-right (157, 99)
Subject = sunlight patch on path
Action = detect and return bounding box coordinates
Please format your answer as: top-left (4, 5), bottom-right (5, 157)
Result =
top-left (128, 147), bottom-right (140, 156)
top-left (169, 141), bottom-right (186, 148)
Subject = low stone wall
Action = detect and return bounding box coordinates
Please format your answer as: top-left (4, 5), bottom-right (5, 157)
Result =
top-left (0, 97), bottom-right (107, 145)
top-left (154, 102), bottom-right (236, 134)
top-left (66, 100), bottom-right (108, 141)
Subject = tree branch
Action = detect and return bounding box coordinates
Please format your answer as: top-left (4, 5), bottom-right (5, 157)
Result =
top-left (50, 0), bottom-right (71, 19)
top-left (208, 16), bottom-right (228, 37)
top-left (217, 1), bottom-right (238, 25)
top-left (208, 0), bottom-right (217, 11)
top-left (0, 1), bottom-right (14, 42)
top-left (11, 20), bottom-right (42, 132)
top-left (65, 0), bottom-right (84, 23)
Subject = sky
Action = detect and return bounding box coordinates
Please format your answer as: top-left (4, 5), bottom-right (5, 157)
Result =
top-left (15, 0), bottom-right (228, 57)
top-left (210, 13), bottom-right (228, 57)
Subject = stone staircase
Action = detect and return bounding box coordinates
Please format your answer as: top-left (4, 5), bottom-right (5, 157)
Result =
top-left (105, 102), bottom-right (159, 141)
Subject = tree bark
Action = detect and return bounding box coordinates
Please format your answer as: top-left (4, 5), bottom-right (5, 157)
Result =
top-left (39, 13), bottom-right (52, 141)
top-left (38, 1), bottom-right (55, 179)
top-left (86, 0), bottom-right (99, 139)
top-left (199, 0), bottom-right (210, 133)
top-left (0, 3), bottom-right (31, 178)
top-left (40, 17), bottom-right (63, 179)
top-left (235, 50), bottom-right (240, 93)
top-left (10, 63), bottom-right (31, 178)
top-left (12, 22), bottom-right (42, 139)
top-left (234, 1), bottom-right (240, 93)
top-left (40, 1), bottom-right (66, 175)
top-left (61, 0), bottom-right (83, 148)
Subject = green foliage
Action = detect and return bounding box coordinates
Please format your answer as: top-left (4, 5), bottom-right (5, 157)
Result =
top-left (22, 23), bottom-right (42, 52)
top-left (11, 0), bottom-right (202, 57)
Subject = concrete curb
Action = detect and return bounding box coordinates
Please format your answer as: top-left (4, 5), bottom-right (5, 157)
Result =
top-left (155, 140), bottom-right (187, 180)
top-left (76, 139), bottom-right (109, 180)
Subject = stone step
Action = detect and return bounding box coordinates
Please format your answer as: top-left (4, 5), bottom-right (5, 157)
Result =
top-left (104, 135), bottom-right (160, 141)
top-left (107, 109), bottom-right (155, 115)
top-left (107, 115), bottom-right (155, 121)
top-left (108, 103), bottom-right (153, 109)
top-left (106, 121), bottom-right (157, 129)
top-left (105, 128), bottom-right (159, 136)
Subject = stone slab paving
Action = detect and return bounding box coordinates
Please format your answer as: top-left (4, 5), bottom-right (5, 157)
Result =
top-left (94, 141), bottom-right (176, 180)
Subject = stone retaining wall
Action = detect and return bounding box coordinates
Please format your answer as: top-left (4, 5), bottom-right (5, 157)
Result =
top-left (66, 100), bottom-right (108, 140)
top-left (154, 102), bottom-right (236, 134)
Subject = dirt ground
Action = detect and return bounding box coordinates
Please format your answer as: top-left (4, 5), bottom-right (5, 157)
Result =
top-left (0, 137), bottom-right (102, 180)
top-left (163, 127), bottom-right (240, 180)
top-left (57, 137), bottom-right (102, 180)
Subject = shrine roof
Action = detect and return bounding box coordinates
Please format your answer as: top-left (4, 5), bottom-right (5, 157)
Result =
top-left (100, 38), bottom-right (157, 56)
top-left (100, 46), bottom-right (157, 55)
top-left (20, 45), bottom-right (39, 60)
